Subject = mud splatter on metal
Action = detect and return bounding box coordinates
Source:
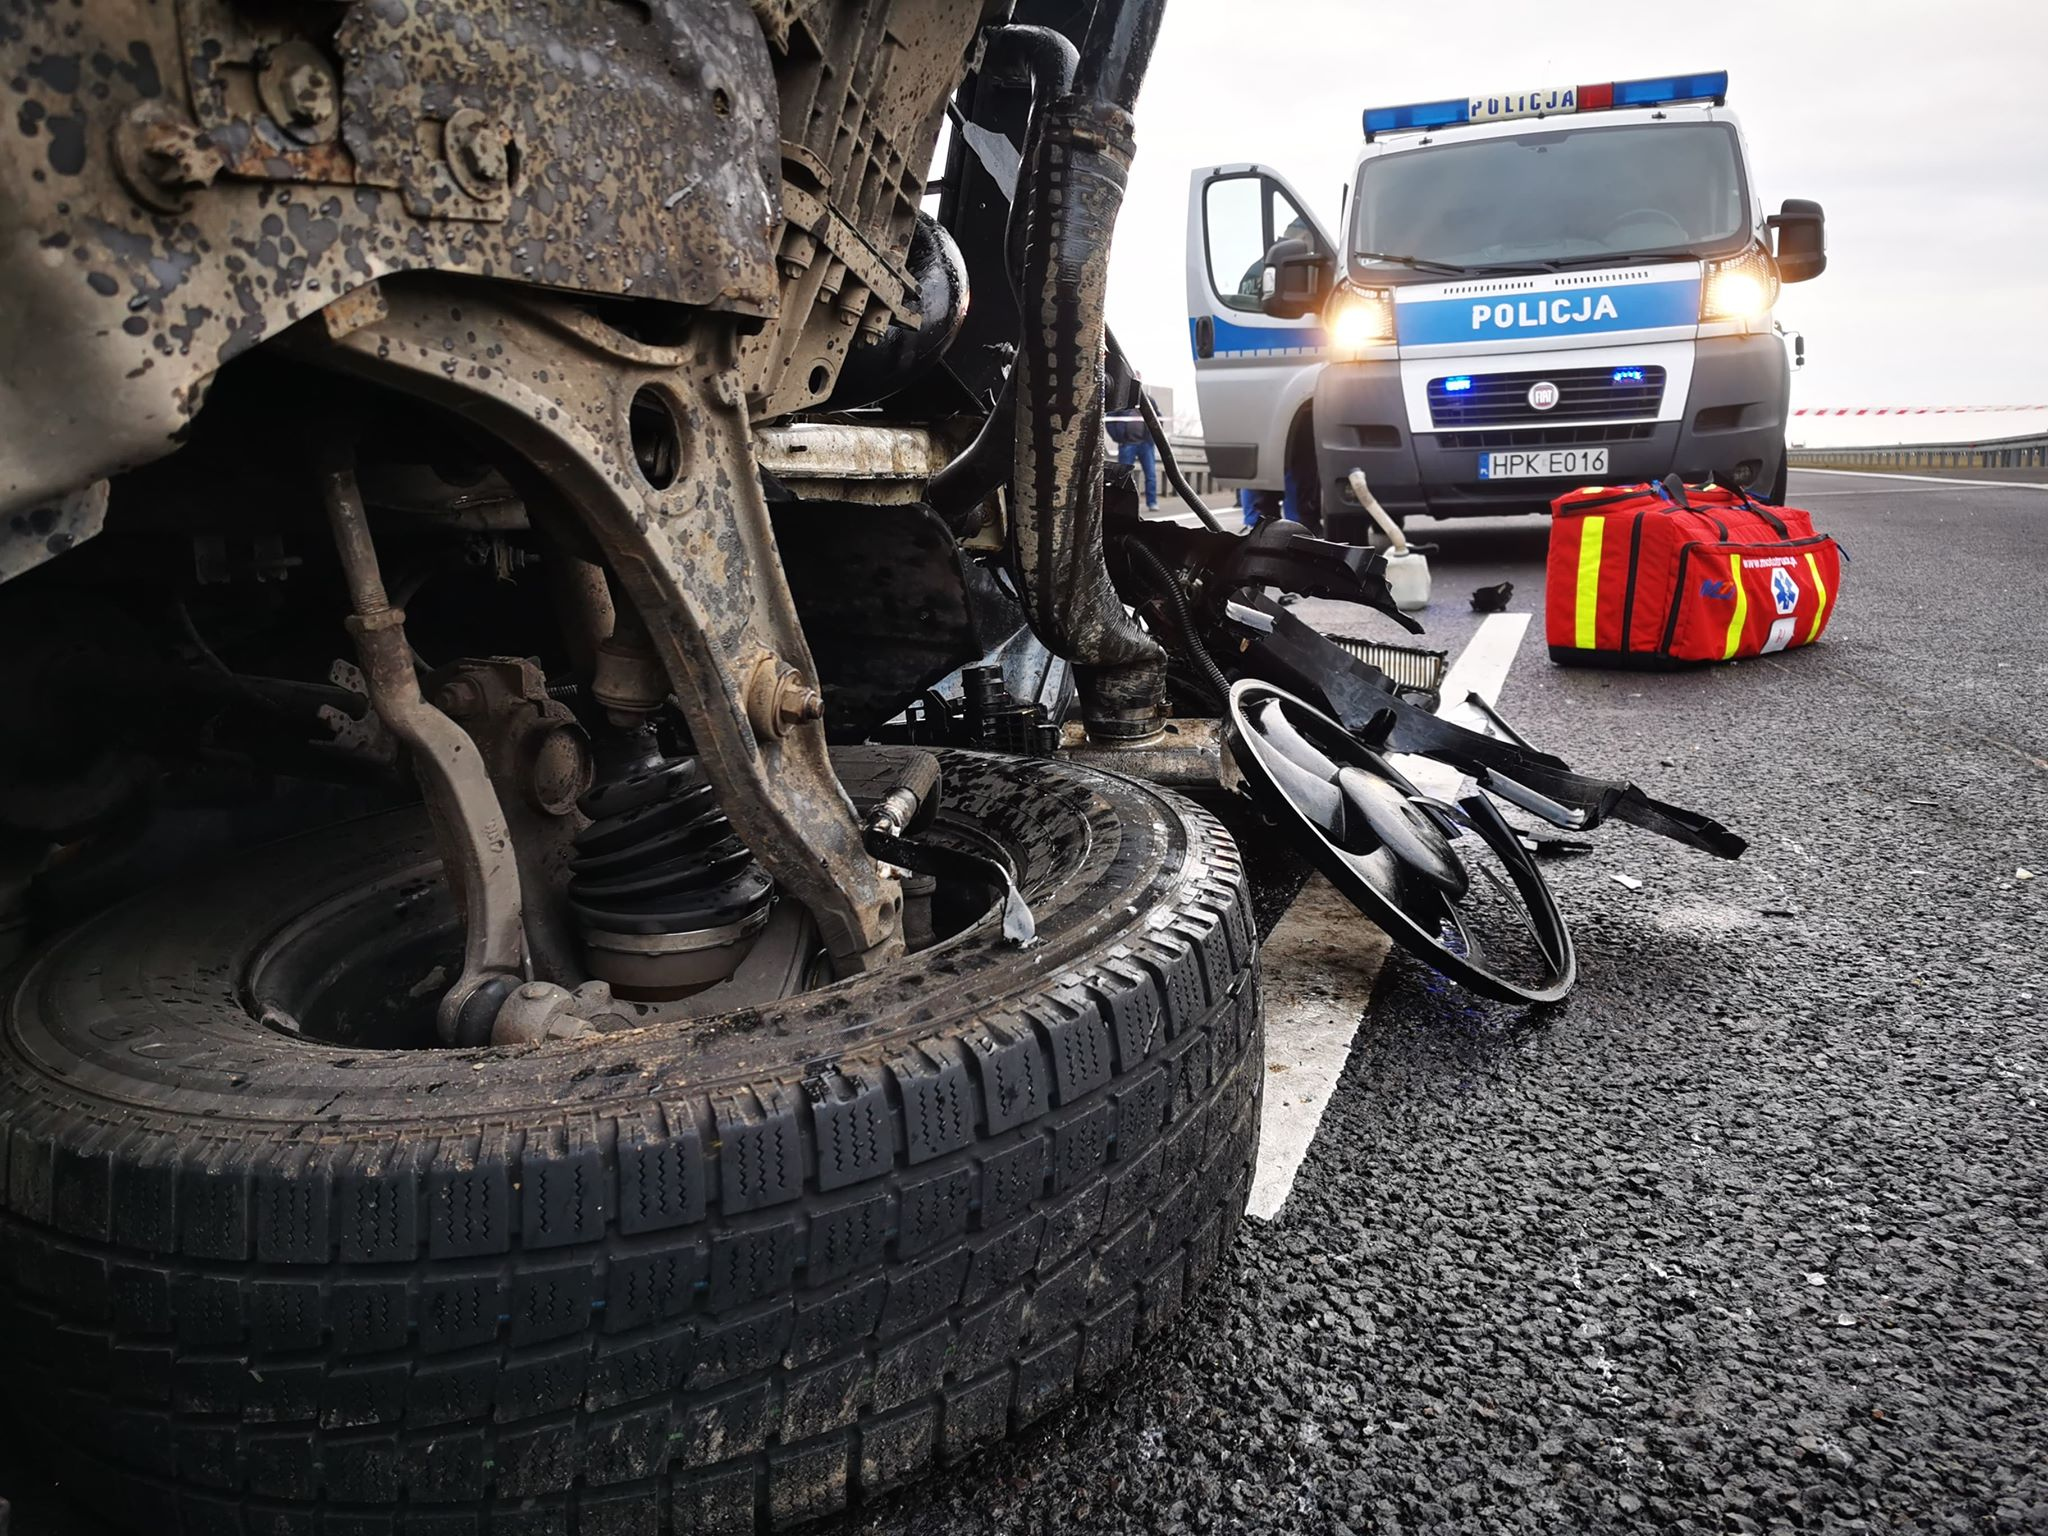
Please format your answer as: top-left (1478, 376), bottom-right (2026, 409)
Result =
top-left (315, 281), bottom-right (903, 971)
top-left (0, 0), bottom-right (782, 515)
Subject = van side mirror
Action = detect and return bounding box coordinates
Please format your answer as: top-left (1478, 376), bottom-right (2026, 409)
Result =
top-left (1768, 199), bottom-right (1826, 283)
top-left (1260, 237), bottom-right (1329, 319)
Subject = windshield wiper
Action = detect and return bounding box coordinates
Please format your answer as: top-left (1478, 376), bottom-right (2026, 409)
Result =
top-left (1541, 250), bottom-right (1715, 271)
top-left (1352, 250), bottom-right (1483, 277)
top-left (1356, 251), bottom-right (1564, 278)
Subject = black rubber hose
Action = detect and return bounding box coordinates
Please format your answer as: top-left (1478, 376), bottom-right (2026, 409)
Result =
top-left (926, 25), bottom-right (1077, 527)
top-left (927, 368), bottom-right (1013, 527)
top-left (1105, 328), bottom-right (1229, 535)
top-left (1072, 0), bottom-right (1170, 112)
top-left (1141, 391), bottom-right (1228, 534)
top-left (1008, 102), bottom-right (1165, 702)
top-left (990, 26), bottom-right (1078, 294)
top-left (1003, 1), bottom-right (1174, 735)
top-left (1125, 538), bottom-right (1233, 709)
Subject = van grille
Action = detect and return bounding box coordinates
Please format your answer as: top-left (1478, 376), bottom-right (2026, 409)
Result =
top-left (1433, 423), bottom-right (1658, 450)
top-left (1428, 365), bottom-right (1666, 428)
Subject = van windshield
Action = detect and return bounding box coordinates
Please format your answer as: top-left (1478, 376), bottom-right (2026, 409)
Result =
top-left (1351, 122), bottom-right (1748, 271)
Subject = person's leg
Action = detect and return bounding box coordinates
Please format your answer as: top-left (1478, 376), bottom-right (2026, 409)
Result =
top-left (1137, 440), bottom-right (1158, 508)
top-left (1281, 465), bottom-right (1301, 523)
top-left (1239, 488), bottom-right (1259, 527)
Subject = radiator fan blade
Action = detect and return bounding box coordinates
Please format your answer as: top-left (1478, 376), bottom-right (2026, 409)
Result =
top-left (1226, 679), bottom-right (1575, 1004)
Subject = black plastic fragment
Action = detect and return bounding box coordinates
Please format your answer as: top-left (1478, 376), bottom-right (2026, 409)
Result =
top-left (1218, 594), bottom-right (1747, 860)
top-left (1471, 581), bottom-right (1515, 612)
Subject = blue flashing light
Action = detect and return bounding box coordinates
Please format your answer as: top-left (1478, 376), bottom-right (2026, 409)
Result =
top-left (1609, 70), bottom-right (1728, 108)
top-left (1363, 97), bottom-right (1470, 138)
top-left (1366, 71), bottom-right (1727, 140)
top-left (1444, 376), bottom-right (1474, 393)
top-left (1611, 367), bottom-right (1646, 384)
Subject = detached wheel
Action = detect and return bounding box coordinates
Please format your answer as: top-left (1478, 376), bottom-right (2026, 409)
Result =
top-left (0, 748), bottom-right (1260, 1532)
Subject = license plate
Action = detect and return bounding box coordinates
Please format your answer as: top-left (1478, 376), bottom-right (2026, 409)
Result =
top-left (1478, 448), bottom-right (1608, 480)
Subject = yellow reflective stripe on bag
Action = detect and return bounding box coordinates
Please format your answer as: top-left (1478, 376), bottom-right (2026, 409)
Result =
top-left (1573, 516), bottom-right (1605, 649)
top-left (1804, 550), bottom-right (1830, 642)
top-left (1722, 553), bottom-right (1747, 659)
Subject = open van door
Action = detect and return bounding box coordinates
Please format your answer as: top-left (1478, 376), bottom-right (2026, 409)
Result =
top-left (1185, 164), bottom-right (1338, 492)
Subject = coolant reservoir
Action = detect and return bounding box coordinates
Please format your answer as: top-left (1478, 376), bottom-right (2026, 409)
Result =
top-left (1347, 470), bottom-right (1430, 613)
top-left (1380, 547), bottom-right (1432, 613)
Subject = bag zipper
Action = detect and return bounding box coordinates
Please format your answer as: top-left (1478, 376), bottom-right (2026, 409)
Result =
top-left (1619, 513), bottom-right (1647, 653)
top-left (1659, 535), bottom-right (1832, 654)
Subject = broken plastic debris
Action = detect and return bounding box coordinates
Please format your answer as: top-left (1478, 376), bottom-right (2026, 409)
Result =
top-left (1522, 834), bottom-right (1595, 859)
top-left (2018, 868), bottom-right (2035, 880)
top-left (998, 871), bottom-right (1037, 946)
top-left (1610, 873), bottom-right (1644, 891)
top-left (1469, 580), bottom-right (1514, 613)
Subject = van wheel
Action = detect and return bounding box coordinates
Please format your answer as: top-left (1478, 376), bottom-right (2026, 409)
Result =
top-left (0, 748), bottom-right (1261, 1533)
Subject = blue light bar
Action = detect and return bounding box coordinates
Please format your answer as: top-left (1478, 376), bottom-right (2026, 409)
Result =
top-left (1363, 97), bottom-right (1469, 138)
top-left (1609, 70), bottom-right (1728, 108)
top-left (1366, 70), bottom-right (1727, 140)
top-left (1611, 367), bottom-right (1645, 383)
top-left (1444, 376), bottom-right (1473, 393)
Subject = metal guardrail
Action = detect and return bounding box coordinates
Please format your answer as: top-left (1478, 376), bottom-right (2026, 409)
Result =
top-left (1163, 436), bottom-right (1216, 495)
top-left (1788, 432), bottom-right (2048, 473)
top-left (1167, 432), bottom-right (2048, 485)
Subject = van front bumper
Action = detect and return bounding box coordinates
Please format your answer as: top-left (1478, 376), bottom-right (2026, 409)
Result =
top-left (1312, 332), bottom-right (1790, 530)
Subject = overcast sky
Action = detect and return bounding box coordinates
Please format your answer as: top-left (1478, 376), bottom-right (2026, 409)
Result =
top-left (1108, 0), bottom-right (2048, 431)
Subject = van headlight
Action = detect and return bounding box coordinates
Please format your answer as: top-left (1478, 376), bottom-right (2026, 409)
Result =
top-left (1700, 246), bottom-right (1780, 323)
top-left (1324, 284), bottom-right (1395, 352)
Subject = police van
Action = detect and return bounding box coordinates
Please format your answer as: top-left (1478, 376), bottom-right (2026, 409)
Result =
top-left (1184, 71), bottom-right (1826, 535)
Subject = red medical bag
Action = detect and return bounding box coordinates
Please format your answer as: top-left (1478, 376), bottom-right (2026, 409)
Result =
top-left (1545, 477), bottom-right (1842, 667)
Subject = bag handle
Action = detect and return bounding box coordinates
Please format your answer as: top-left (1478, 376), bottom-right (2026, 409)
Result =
top-left (1712, 468), bottom-right (1790, 537)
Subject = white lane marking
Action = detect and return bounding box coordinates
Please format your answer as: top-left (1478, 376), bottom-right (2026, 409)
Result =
top-left (1790, 467), bottom-right (2048, 492)
top-left (1246, 874), bottom-right (1391, 1222)
top-left (1397, 611), bottom-right (1531, 800)
top-left (1143, 495), bottom-right (1244, 530)
top-left (1246, 611), bottom-right (1530, 1221)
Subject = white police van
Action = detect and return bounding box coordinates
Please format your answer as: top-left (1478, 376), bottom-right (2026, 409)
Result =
top-left (1184, 71), bottom-right (1825, 535)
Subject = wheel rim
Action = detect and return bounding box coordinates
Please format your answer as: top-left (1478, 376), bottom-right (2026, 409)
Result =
top-left (243, 803), bottom-right (1029, 1050)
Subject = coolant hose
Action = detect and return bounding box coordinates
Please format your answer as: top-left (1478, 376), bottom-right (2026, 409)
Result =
top-left (1006, 0), bottom-right (1173, 738)
top-left (992, 26), bottom-right (1079, 292)
top-left (926, 26), bottom-right (1078, 528)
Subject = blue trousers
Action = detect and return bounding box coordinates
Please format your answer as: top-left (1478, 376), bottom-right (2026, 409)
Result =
top-left (1117, 439), bottom-right (1158, 507)
top-left (1239, 470), bottom-right (1302, 527)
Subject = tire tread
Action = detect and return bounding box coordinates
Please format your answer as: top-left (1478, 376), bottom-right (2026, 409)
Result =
top-left (0, 762), bottom-right (1262, 1532)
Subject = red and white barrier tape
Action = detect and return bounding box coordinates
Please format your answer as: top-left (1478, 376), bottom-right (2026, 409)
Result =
top-left (1793, 406), bottom-right (2048, 416)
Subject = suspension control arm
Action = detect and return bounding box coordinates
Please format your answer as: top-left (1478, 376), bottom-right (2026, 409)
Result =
top-left (317, 449), bottom-right (527, 1044)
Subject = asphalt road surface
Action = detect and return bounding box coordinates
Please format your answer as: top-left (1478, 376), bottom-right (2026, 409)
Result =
top-left (833, 469), bottom-right (2047, 1535)
top-left (4, 471), bottom-right (2042, 1535)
